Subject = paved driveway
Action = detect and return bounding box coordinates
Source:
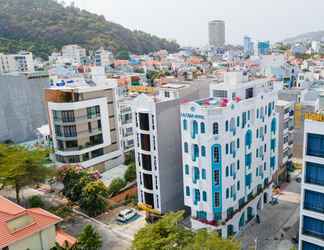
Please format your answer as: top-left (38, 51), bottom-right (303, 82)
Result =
top-left (238, 171), bottom-right (301, 250)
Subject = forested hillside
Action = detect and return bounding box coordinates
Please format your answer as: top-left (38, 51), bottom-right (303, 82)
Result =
top-left (0, 0), bottom-right (180, 58)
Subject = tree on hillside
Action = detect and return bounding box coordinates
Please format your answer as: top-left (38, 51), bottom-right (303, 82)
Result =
top-left (77, 225), bottom-right (102, 250)
top-left (79, 180), bottom-right (108, 217)
top-left (0, 144), bottom-right (53, 204)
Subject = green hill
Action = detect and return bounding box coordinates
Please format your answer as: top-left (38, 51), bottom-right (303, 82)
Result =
top-left (0, 0), bottom-right (180, 58)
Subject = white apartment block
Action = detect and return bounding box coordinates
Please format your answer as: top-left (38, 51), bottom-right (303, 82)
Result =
top-left (0, 51), bottom-right (34, 74)
top-left (95, 48), bottom-right (113, 67)
top-left (133, 80), bottom-right (211, 213)
top-left (45, 67), bottom-right (123, 171)
top-left (118, 97), bottom-right (135, 153)
top-left (275, 100), bottom-right (294, 184)
top-left (180, 72), bottom-right (279, 238)
top-left (299, 114), bottom-right (324, 250)
top-left (61, 44), bottom-right (86, 65)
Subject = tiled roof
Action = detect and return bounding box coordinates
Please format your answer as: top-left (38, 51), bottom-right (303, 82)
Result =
top-left (56, 228), bottom-right (77, 248)
top-left (0, 196), bottom-right (62, 248)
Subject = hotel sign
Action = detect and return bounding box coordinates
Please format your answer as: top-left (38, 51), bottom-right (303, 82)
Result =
top-left (305, 112), bottom-right (324, 122)
top-left (181, 113), bottom-right (204, 120)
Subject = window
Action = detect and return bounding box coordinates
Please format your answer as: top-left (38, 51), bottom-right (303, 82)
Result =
top-left (54, 125), bottom-right (62, 137)
top-left (193, 145), bottom-right (199, 161)
top-left (213, 90), bottom-right (227, 98)
top-left (226, 166), bottom-right (229, 177)
top-left (202, 169), bottom-right (206, 179)
top-left (186, 186), bottom-right (190, 196)
top-left (245, 87), bottom-right (254, 99)
top-left (192, 120), bottom-right (198, 139)
top-left (200, 122), bottom-right (206, 133)
top-left (184, 143), bottom-right (188, 153)
top-left (185, 165), bottom-right (189, 175)
top-left (307, 133), bottom-right (324, 158)
top-left (213, 123), bottom-right (219, 135)
top-left (237, 160), bottom-right (240, 170)
top-left (302, 241), bottom-right (324, 250)
top-left (201, 146), bottom-right (206, 157)
top-left (139, 113), bottom-right (150, 131)
top-left (237, 116), bottom-right (240, 127)
top-left (225, 121), bottom-right (229, 131)
top-left (237, 138), bottom-right (240, 148)
top-left (305, 162), bottom-right (324, 186)
top-left (303, 216), bottom-right (324, 240)
top-left (213, 147), bottom-right (220, 163)
top-left (164, 91), bottom-right (170, 98)
top-left (140, 134), bottom-right (151, 151)
top-left (304, 190), bottom-right (324, 214)
top-left (226, 188), bottom-right (229, 198)
top-left (226, 144), bottom-right (229, 154)
top-left (183, 119), bottom-right (188, 130)
top-left (63, 125), bottom-right (77, 137)
top-left (88, 122), bottom-right (92, 132)
top-left (87, 105), bottom-right (100, 119)
top-left (61, 110), bottom-right (75, 122)
top-left (195, 189), bottom-right (200, 202)
top-left (214, 170), bottom-right (220, 185)
top-left (214, 192), bottom-right (220, 207)
top-left (237, 181), bottom-right (240, 191)
top-left (203, 191), bottom-right (207, 201)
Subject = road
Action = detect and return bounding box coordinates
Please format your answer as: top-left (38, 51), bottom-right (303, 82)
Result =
top-left (238, 171), bottom-right (301, 250)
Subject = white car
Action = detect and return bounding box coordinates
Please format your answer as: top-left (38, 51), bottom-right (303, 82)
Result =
top-left (117, 208), bottom-right (137, 223)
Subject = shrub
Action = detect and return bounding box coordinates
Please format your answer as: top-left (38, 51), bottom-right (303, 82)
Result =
top-left (124, 163), bottom-right (136, 183)
top-left (28, 195), bottom-right (44, 208)
top-left (107, 178), bottom-right (126, 197)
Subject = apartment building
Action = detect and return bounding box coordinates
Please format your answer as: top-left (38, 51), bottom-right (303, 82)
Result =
top-left (278, 88), bottom-right (319, 159)
top-left (0, 51), bottom-right (34, 74)
top-left (45, 67), bottom-right (123, 171)
top-left (275, 100), bottom-right (294, 184)
top-left (118, 97), bottom-right (135, 153)
top-left (299, 113), bottom-right (324, 250)
top-left (61, 44), bottom-right (86, 64)
top-left (95, 48), bottom-right (113, 67)
top-left (180, 72), bottom-right (279, 238)
top-left (134, 80), bottom-right (211, 214)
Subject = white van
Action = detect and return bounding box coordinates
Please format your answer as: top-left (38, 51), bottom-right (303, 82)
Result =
top-left (117, 208), bottom-right (137, 223)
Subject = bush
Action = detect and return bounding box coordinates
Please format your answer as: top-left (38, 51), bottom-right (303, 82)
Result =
top-left (48, 205), bottom-right (73, 219)
top-left (28, 195), bottom-right (44, 208)
top-left (124, 163), bottom-right (136, 183)
top-left (107, 178), bottom-right (126, 197)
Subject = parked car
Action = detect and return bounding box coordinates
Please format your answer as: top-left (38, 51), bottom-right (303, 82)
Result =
top-left (117, 208), bottom-right (137, 223)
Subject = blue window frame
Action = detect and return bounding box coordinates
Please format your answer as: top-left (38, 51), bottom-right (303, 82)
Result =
top-left (242, 112), bottom-right (247, 128)
top-left (202, 169), bottom-right (206, 179)
top-left (245, 173), bottom-right (252, 188)
top-left (203, 191), bottom-right (207, 201)
top-left (193, 144), bottom-right (199, 161)
top-left (195, 189), bottom-right (200, 202)
top-left (271, 118), bottom-right (277, 134)
top-left (186, 186), bottom-right (190, 196)
top-left (213, 146), bottom-right (220, 163)
top-left (214, 170), bottom-right (219, 185)
top-left (245, 153), bottom-right (252, 168)
top-left (201, 146), bottom-right (206, 157)
top-left (185, 164), bottom-right (189, 175)
top-left (270, 156), bottom-right (276, 169)
top-left (303, 216), bottom-right (324, 240)
top-left (183, 119), bottom-right (187, 130)
top-left (200, 122), bottom-right (206, 133)
top-left (192, 120), bottom-right (198, 139)
top-left (184, 142), bottom-right (188, 153)
top-left (305, 162), bottom-right (324, 186)
top-left (194, 167), bottom-right (200, 181)
top-left (213, 123), bottom-right (219, 135)
top-left (304, 190), bottom-right (324, 214)
top-left (307, 133), bottom-right (324, 158)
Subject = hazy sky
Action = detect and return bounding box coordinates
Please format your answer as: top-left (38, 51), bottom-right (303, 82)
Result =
top-left (65, 0), bottom-right (324, 47)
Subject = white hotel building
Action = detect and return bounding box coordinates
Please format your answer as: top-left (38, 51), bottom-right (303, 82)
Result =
top-left (180, 72), bottom-right (279, 238)
top-left (299, 114), bottom-right (324, 250)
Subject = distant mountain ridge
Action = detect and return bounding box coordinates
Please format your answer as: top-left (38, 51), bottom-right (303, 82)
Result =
top-left (284, 30), bottom-right (324, 44)
top-left (0, 0), bottom-right (180, 58)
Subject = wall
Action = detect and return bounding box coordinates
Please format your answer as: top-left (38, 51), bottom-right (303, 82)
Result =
top-left (0, 75), bottom-right (49, 143)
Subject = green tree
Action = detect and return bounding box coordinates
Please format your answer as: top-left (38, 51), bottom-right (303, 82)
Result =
top-left (107, 178), bottom-right (126, 197)
top-left (124, 163), bottom-right (136, 183)
top-left (77, 225), bottom-right (102, 250)
top-left (79, 180), bottom-right (108, 216)
top-left (132, 211), bottom-right (193, 250)
top-left (115, 50), bottom-right (130, 60)
top-left (28, 195), bottom-right (44, 208)
top-left (0, 144), bottom-right (53, 204)
top-left (184, 229), bottom-right (241, 250)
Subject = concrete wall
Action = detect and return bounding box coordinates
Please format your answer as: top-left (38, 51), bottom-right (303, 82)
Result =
top-left (0, 75), bottom-right (49, 143)
top-left (9, 226), bottom-right (56, 250)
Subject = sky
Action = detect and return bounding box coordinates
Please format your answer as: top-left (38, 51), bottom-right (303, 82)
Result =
top-left (65, 0), bottom-right (324, 47)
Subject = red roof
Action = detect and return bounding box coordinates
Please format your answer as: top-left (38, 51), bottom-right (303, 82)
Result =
top-left (56, 228), bottom-right (77, 248)
top-left (0, 196), bottom-right (62, 248)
